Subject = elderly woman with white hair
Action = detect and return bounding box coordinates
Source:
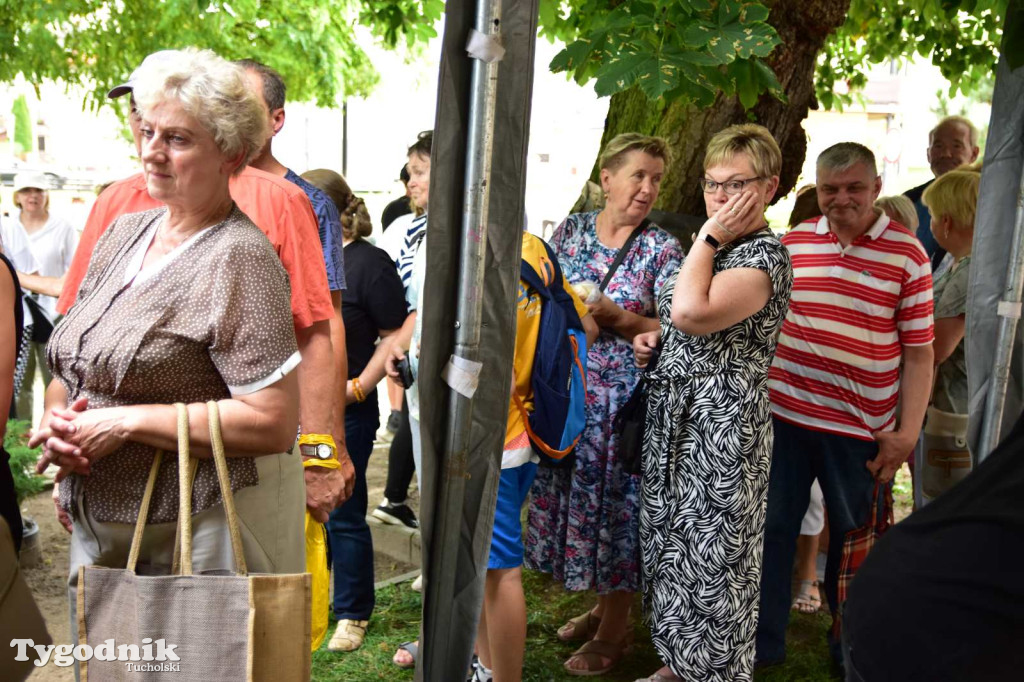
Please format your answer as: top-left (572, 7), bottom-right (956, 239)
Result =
top-left (30, 48), bottom-right (305, 637)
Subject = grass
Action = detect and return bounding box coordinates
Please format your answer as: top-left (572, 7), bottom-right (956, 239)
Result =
top-left (313, 466), bottom-right (917, 680)
top-left (311, 570), bottom-right (838, 681)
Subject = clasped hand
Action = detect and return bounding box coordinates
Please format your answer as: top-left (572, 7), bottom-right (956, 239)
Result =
top-left (30, 397), bottom-right (128, 482)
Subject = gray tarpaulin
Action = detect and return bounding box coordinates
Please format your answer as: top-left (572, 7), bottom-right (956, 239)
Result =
top-left (416, 0), bottom-right (540, 679)
top-left (966, 51), bottom-right (1024, 457)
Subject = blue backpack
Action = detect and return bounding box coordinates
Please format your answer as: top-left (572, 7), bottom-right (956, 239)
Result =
top-left (513, 240), bottom-right (588, 466)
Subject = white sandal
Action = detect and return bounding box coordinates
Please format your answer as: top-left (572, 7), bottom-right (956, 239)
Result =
top-left (791, 579), bottom-right (822, 614)
top-left (327, 619), bottom-right (368, 652)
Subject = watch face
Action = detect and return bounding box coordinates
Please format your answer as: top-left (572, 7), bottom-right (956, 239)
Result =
top-left (316, 443), bottom-right (333, 459)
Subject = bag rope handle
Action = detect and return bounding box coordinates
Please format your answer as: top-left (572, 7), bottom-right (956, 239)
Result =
top-left (126, 450), bottom-right (164, 573)
top-left (176, 403), bottom-right (194, 575)
top-left (205, 400), bottom-right (248, 575)
top-left (171, 458), bottom-right (198, 575)
top-left (123, 402), bottom-right (249, 575)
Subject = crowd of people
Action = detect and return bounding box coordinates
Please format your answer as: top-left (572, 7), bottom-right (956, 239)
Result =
top-left (0, 44), bottom-right (996, 682)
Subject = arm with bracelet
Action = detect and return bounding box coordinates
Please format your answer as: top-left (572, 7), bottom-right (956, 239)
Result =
top-left (347, 327), bottom-right (403, 405)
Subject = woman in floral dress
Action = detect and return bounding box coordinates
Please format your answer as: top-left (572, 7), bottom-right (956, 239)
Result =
top-left (526, 133), bottom-right (682, 676)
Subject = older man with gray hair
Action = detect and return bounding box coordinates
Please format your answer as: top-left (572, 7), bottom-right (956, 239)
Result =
top-left (755, 142), bottom-right (935, 672)
top-left (904, 115), bottom-right (981, 270)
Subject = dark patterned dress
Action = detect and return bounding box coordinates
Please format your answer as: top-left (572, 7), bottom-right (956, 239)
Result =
top-left (640, 229), bottom-right (792, 681)
top-left (526, 211), bottom-right (682, 593)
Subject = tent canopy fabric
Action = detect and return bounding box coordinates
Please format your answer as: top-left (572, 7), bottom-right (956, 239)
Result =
top-left (966, 51), bottom-right (1024, 457)
top-left (416, 0), bottom-right (541, 679)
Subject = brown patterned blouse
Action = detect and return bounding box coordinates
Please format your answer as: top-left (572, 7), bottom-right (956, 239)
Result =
top-left (50, 206), bottom-right (299, 524)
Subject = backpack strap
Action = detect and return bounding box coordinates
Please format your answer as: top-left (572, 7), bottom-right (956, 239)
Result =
top-left (599, 218), bottom-right (649, 292)
top-left (518, 258), bottom-right (548, 298)
top-left (512, 391), bottom-right (583, 458)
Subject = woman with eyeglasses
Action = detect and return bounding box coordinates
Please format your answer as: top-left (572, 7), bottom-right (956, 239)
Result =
top-left (630, 124), bottom-right (793, 682)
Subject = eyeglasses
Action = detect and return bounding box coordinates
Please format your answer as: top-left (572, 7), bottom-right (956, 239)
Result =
top-left (699, 177), bottom-right (762, 195)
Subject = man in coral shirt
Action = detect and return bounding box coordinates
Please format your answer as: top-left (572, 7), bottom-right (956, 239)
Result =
top-left (50, 55), bottom-right (353, 530)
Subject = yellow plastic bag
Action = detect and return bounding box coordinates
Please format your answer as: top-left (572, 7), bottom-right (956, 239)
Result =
top-left (305, 510), bottom-right (330, 651)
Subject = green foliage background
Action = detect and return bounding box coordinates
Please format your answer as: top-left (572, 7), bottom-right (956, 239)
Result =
top-left (0, 0), bottom-right (443, 111)
top-left (6, 420), bottom-right (46, 504)
top-left (12, 95), bottom-right (32, 155)
top-left (541, 0), bottom-right (1010, 112)
top-left (0, 0), bottom-right (1013, 115)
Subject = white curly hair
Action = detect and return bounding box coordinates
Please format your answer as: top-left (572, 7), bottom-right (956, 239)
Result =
top-left (131, 47), bottom-right (268, 173)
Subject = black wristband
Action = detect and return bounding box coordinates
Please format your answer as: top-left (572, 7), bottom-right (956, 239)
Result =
top-left (702, 233), bottom-right (721, 250)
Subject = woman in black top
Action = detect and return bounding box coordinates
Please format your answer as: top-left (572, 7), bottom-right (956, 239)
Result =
top-left (302, 169), bottom-right (409, 653)
top-left (0, 244), bottom-right (25, 553)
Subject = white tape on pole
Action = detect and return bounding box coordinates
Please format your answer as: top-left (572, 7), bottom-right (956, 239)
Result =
top-left (997, 300), bottom-right (1022, 319)
top-left (442, 354), bottom-right (484, 398)
top-left (466, 28), bottom-right (506, 63)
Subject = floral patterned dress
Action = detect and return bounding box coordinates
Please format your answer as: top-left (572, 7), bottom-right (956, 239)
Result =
top-left (525, 211), bottom-right (682, 593)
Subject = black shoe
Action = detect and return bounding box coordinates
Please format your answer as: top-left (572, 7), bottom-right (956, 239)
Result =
top-left (386, 409), bottom-right (402, 434)
top-left (372, 500), bottom-right (419, 529)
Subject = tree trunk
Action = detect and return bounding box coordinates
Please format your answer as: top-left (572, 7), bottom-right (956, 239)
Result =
top-left (591, 0), bottom-right (852, 220)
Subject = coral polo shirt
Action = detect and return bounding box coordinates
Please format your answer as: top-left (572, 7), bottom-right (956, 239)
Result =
top-left (58, 167), bottom-right (333, 330)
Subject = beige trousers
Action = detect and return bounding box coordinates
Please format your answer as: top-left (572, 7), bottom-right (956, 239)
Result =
top-left (67, 449), bottom-right (305, 678)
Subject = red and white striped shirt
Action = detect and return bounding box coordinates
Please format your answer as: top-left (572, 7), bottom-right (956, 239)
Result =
top-left (769, 213), bottom-right (934, 441)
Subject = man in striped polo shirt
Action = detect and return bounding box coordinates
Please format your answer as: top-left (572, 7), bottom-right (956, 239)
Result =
top-left (755, 143), bottom-right (935, 670)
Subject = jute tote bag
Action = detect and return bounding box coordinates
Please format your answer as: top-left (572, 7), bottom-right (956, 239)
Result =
top-left (77, 402), bottom-right (311, 681)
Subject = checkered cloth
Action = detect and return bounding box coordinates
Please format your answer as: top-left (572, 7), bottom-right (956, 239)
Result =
top-left (833, 481), bottom-right (894, 638)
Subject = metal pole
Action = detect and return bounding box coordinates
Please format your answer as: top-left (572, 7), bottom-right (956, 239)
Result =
top-left (978, 158), bottom-right (1024, 460)
top-left (421, 0), bottom-right (502, 679)
top-left (342, 100), bottom-right (348, 178)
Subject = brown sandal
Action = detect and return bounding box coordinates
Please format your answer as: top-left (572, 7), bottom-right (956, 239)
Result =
top-left (563, 636), bottom-right (634, 677)
top-left (557, 609), bottom-right (602, 642)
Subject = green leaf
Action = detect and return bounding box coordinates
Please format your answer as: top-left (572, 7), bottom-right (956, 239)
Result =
top-left (701, 63), bottom-right (735, 92)
top-left (550, 37), bottom-right (597, 74)
top-left (666, 78), bottom-right (719, 107)
top-left (678, 0), bottom-right (713, 12)
top-left (593, 50), bottom-right (650, 96)
top-left (739, 3), bottom-right (771, 24)
top-left (682, 20), bottom-right (717, 48)
top-left (664, 48), bottom-right (721, 66)
top-left (731, 60), bottom-right (759, 108)
top-left (752, 58), bottom-right (786, 101)
top-left (718, 0), bottom-right (744, 25)
top-left (697, 20), bottom-right (780, 62)
top-left (634, 54), bottom-right (683, 99)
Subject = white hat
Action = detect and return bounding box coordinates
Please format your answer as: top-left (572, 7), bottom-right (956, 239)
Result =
top-left (13, 171), bottom-right (51, 193)
top-left (107, 50), bottom-right (179, 99)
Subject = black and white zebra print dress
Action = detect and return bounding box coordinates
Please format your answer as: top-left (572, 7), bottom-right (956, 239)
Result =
top-left (639, 228), bottom-right (792, 682)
